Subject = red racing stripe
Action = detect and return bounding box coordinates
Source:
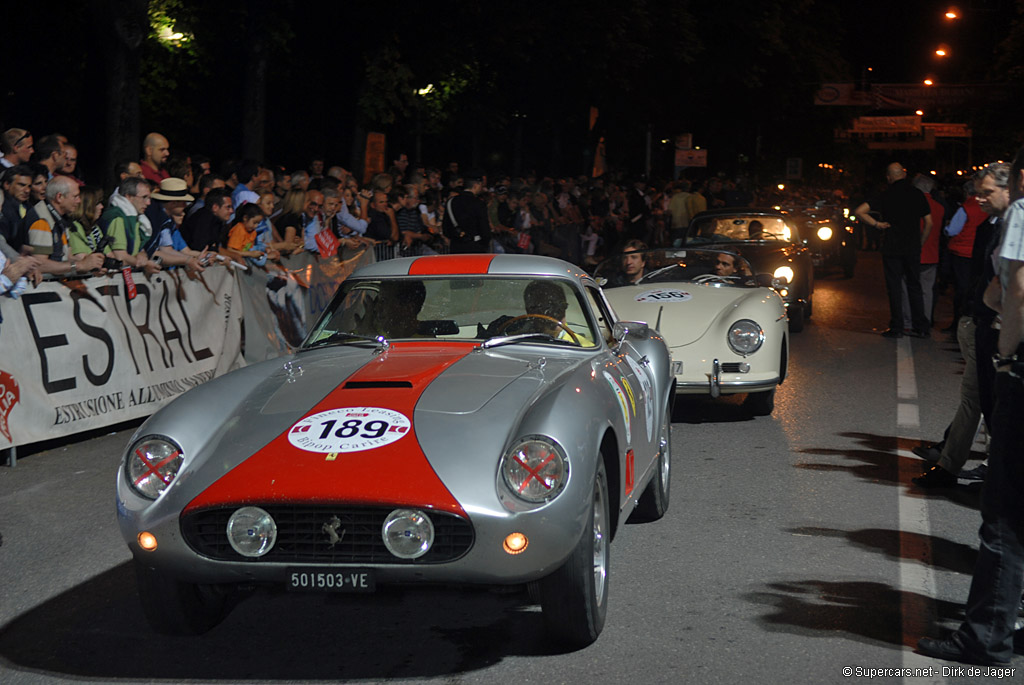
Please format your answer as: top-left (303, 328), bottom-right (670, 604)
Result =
top-left (184, 342), bottom-right (477, 515)
top-left (408, 254), bottom-right (495, 275)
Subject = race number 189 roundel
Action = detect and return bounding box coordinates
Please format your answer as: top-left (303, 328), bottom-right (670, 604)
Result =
top-left (288, 407), bottom-right (411, 453)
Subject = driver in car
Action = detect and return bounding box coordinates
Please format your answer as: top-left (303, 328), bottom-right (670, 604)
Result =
top-left (360, 280), bottom-right (427, 338)
top-left (713, 252), bottom-right (748, 278)
top-left (604, 239), bottom-right (648, 287)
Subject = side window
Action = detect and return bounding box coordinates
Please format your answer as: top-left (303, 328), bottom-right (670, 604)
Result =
top-left (586, 286), bottom-right (614, 343)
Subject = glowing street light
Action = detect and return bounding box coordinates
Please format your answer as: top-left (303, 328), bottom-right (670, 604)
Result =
top-left (923, 78), bottom-right (935, 86)
top-left (915, 109), bottom-right (924, 116)
top-left (945, 6), bottom-right (960, 20)
top-left (935, 44), bottom-right (950, 58)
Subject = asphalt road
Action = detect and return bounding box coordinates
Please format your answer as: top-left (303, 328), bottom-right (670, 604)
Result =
top-left (1, 251), bottom-right (1019, 684)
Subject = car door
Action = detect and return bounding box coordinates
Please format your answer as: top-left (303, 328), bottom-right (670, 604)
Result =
top-left (585, 284), bottom-right (659, 499)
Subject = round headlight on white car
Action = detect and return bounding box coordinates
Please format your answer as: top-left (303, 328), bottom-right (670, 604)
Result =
top-left (728, 319), bottom-right (765, 355)
top-left (773, 266), bottom-right (794, 284)
top-left (382, 509), bottom-right (434, 559)
top-left (817, 226), bottom-right (834, 241)
top-left (501, 436), bottom-right (569, 503)
top-left (126, 436), bottom-right (184, 499)
top-left (227, 506), bottom-right (278, 557)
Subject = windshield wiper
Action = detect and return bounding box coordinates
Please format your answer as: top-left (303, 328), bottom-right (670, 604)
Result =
top-left (302, 332), bottom-right (390, 351)
top-left (480, 332), bottom-right (571, 349)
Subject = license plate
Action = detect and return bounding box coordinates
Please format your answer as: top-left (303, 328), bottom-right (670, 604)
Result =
top-left (287, 568), bottom-right (376, 593)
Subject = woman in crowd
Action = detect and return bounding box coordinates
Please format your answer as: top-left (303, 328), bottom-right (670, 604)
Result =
top-left (268, 188), bottom-right (305, 255)
top-left (28, 164), bottom-right (48, 205)
top-left (67, 185), bottom-right (113, 262)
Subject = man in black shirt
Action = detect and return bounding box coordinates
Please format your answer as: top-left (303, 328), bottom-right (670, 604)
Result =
top-left (855, 162), bottom-right (932, 338)
top-left (442, 172), bottom-right (490, 253)
top-left (181, 188), bottom-right (232, 251)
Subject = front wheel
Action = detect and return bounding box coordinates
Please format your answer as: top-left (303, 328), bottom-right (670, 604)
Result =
top-left (744, 388), bottom-right (776, 416)
top-left (634, 403), bottom-right (671, 521)
top-left (540, 462), bottom-right (610, 648)
top-left (135, 562), bottom-right (230, 635)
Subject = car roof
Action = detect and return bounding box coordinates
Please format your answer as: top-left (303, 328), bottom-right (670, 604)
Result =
top-left (352, 254), bottom-right (597, 287)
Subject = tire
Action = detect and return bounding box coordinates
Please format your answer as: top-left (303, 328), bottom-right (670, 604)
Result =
top-left (634, 403), bottom-right (671, 521)
top-left (744, 387), bottom-right (776, 416)
top-left (540, 462), bottom-right (610, 648)
top-left (135, 562), bottom-right (229, 635)
top-left (788, 303), bottom-right (805, 333)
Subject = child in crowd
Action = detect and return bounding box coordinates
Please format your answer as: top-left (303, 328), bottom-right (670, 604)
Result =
top-left (226, 203), bottom-right (267, 263)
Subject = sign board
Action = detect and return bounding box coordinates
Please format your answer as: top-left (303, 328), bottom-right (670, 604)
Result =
top-left (363, 132), bottom-right (386, 183)
top-left (852, 116), bottom-right (922, 134)
top-left (674, 149), bottom-right (707, 167)
top-left (922, 123), bottom-right (972, 138)
top-left (816, 83), bottom-right (1010, 108)
top-left (867, 130), bottom-right (936, 150)
top-left (785, 158), bottom-right (802, 180)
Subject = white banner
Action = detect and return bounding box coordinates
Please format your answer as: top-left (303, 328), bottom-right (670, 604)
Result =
top-left (0, 267), bottom-right (243, 449)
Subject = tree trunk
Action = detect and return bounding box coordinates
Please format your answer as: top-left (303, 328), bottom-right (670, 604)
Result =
top-left (101, 0), bottom-right (147, 191)
top-left (241, 0), bottom-right (271, 160)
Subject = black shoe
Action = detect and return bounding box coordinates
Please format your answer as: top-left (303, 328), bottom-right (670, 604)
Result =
top-left (913, 464), bottom-right (957, 488)
top-left (907, 328), bottom-right (929, 338)
top-left (917, 634), bottom-right (1009, 666)
top-left (957, 463), bottom-right (987, 481)
top-left (881, 328), bottom-right (903, 338)
top-left (912, 445), bottom-right (942, 462)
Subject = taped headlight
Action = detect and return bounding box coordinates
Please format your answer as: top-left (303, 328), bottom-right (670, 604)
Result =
top-left (126, 436), bottom-right (184, 499)
top-left (227, 506), bottom-right (277, 557)
top-left (773, 266), bottom-right (794, 284)
top-left (817, 226), bottom-right (834, 241)
top-left (728, 319), bottom-right (765, 355)
top-left (501, 436), bottom-right (569, 503)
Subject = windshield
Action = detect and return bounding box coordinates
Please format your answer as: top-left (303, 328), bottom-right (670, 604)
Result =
top-left (304, 276), bottom-right (599, 348)
top-left (595, 248), bottom-right (757, 288)
top-left (686, 214), bottom-right (799, 244)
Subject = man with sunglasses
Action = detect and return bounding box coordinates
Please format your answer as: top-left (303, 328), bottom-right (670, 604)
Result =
top-left (0, 129), bottom-right (34, 169)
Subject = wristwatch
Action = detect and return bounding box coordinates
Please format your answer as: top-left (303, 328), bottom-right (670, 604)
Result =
top-left (992, 353), bottom-right (1018, 372)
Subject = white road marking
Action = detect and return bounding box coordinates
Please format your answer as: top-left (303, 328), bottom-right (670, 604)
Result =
top-left (896, 337), bottom-right (945, 682)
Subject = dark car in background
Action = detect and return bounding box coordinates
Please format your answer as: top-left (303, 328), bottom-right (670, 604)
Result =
top-left (781, 202), bottom-right (857, 278)
top-left (683, 208), bottom-right (814, 332)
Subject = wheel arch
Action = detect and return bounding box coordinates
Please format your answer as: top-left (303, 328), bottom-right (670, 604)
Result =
top-left (598, 428), bottom-right (622, 541)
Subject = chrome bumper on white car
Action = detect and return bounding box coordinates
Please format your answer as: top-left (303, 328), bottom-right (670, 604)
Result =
top-left (673, 358), bottom-right (780, 396)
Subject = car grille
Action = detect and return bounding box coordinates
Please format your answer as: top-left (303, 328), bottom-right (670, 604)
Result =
top-left (181, 505), bottom-right (474, 564)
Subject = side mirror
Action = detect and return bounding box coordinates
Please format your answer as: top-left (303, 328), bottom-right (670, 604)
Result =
top-left (612, 320), bottom-right (650, 345)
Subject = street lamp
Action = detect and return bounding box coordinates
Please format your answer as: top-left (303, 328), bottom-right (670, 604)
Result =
top-left (944, 7), bottom-right (960, 20)
top-left (935, 44), bottom-right (950, 58)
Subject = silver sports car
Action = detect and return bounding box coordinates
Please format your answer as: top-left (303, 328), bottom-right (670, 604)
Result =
top-left (117, 254), bottom-right (674, 648)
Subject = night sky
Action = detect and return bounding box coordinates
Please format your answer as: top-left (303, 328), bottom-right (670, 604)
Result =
top-left (2, 1), bottom-right (1019, 185)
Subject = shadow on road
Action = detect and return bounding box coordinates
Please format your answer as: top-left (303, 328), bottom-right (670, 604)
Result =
top-left (671, 394), bottom-right (759, 424)
top-left (0, 562), bottom-right (572, 681)
top-left (795, 431), bottom-right (984, 511)
top-left (744, 579), bottom-right (963, 649)
top-left (786, 526), bottom-right (977, 576)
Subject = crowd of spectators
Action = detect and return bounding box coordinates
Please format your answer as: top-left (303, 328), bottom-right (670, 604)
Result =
top-left (1, 125), bottom-right (776, 314)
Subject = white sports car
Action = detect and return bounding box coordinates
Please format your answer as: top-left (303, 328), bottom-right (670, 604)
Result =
top-left (597, 248), bottom-right (788, 415)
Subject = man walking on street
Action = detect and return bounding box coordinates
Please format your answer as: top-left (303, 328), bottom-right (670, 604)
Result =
top-left (855, 162), bottom-right (932, 338)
